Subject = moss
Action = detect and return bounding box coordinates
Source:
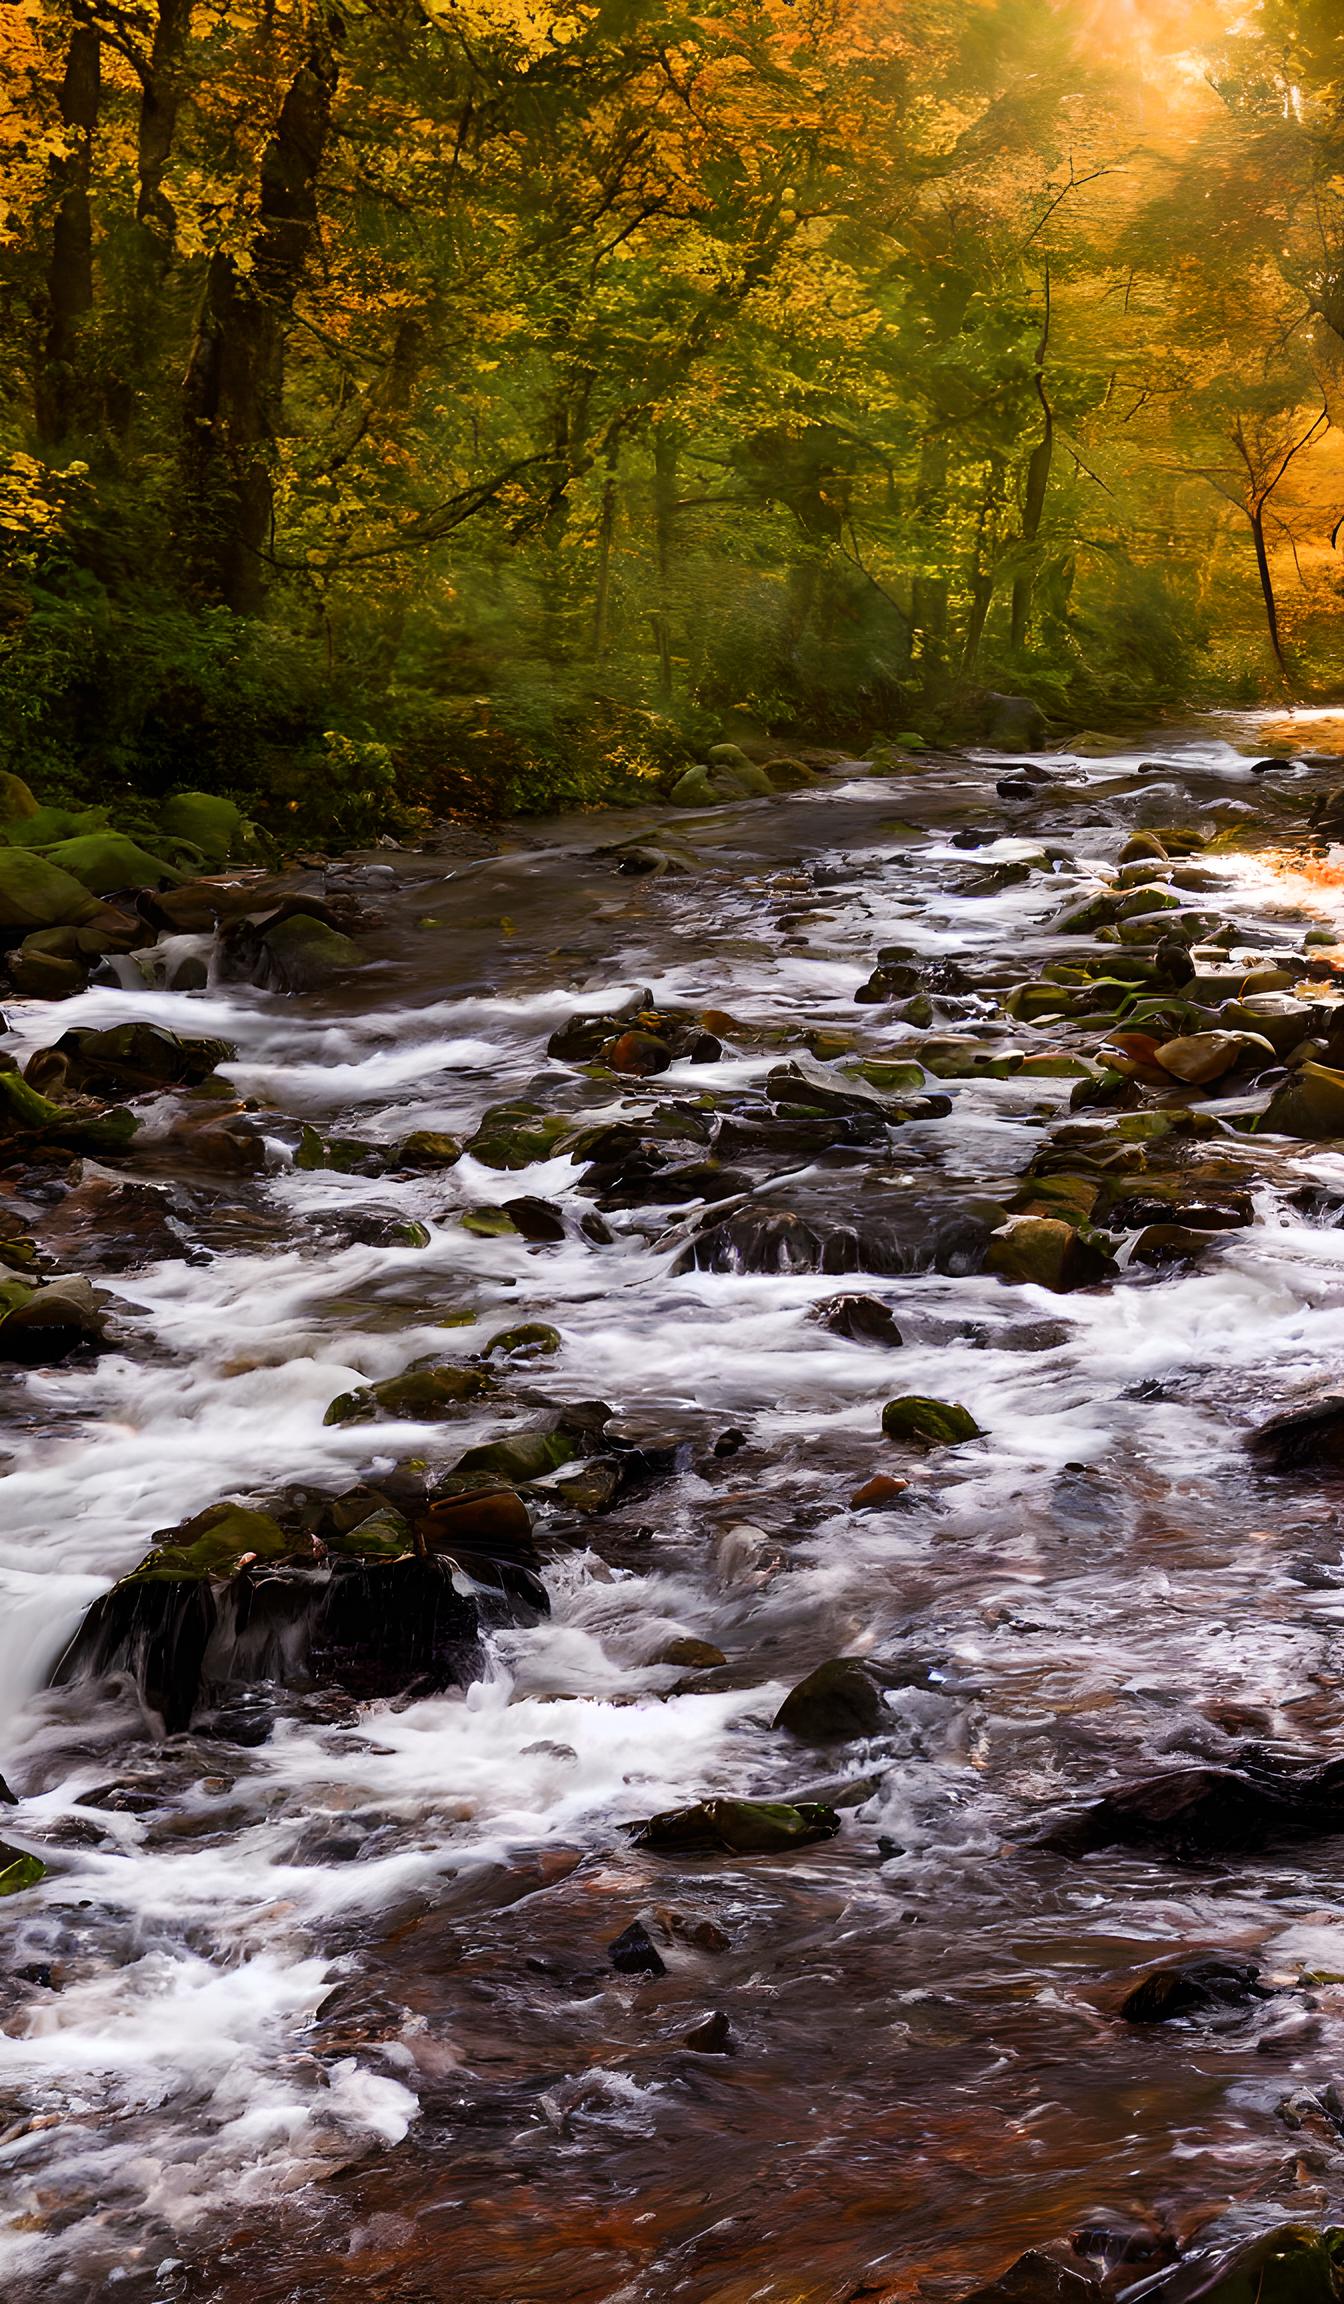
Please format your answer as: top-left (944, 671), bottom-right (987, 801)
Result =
top-left (124, 1503), bottom-right (291, 1584)
top-left (40, 833), bottom-right (185, 893)
top-left (881, 1395), bottom-right (982, 1448)
top-left (0, 1846), bottom-right (47, 1896)
top-left (0, 847), bottom-right (99, 929)
top-left (454, 1428), bottom-right (577, 1482)
top-left (324, 1363), bottom-right (496, 1426)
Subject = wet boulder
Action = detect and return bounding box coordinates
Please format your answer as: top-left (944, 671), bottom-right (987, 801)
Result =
top-left (52, 1489), bottom-right (543, 1732)
top-left (811, 1294), bottom-right (904, 1347)
top-left (1154, 1031), bottom-right (1275, 1086)
top-left (1041, 1748), bottom-right (1344, 1858)
top-left (1247, 1396), bottom-right (1344, 1473)
top-left (160, 792), bottom-right (254, 867)
top-left (1119, 1955), bottom-right (1269, 2024)
top-left (774, 1657), bottom-right (892, 1745)
top-left (608, 1029), bottom-right (672, 1077)
top-left (27, 1023), bottom-right (234, 1100)
top-left (0, 1068), bottom-right (139, 1159)
top-left (482, 1321), bottom-right (561, 1361)
top-left (394, 1129), bottom-right (462, 1170)
top-left (881, 1396), bottom-right (982, 1449)
top-left (467, 1100), bottom-right (573, 1169)
top-left (986, 1216), bottom-right (1115, 1292)
top-left (0, 1844), bottom-right (47, 1897)
top-left (323, 1361), bottom-right (497, 1427)
top-left (0, 848), bottom-right (100, 931)
top-left (0, 1273), bottom-right (108, 1363)
top-left (958, 2248), bottom-right (1102, 2304)
top-left (1258, 1062), bottom-right (1344, 1140)
top-left (453, 1425), bottom-right (579, 1484)
top-left (676, 1196), bottom-right (997, 1280)
top-left (40, 833), bottom-right (184, 894)
top-left (255, 912), bottom-right (364, 994)
top-left (629, 1796), bottom-right (841, 1855)
top-left (608, 1920), bottom-right (667, 1976)
top-left (1135, 2225), bottom-right (1344, 2304)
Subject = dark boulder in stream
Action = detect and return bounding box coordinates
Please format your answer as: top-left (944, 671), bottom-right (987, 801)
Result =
top-left (1133, 2224), bottom-right (1344, 2304)
top-left (774, 1657), bottom-right (892, 1744)
top-left (1119, 1954), bottom-right (1269, 2024)
top-left (629, 1796), bottom-right (841, 1855)
top-left (1041, 1749), bottom-right (1344, 1858)
top-left (1247, 1396), bottom-right (1344, 1472)
top-left (53, 1490), bottom-right (547, 1732)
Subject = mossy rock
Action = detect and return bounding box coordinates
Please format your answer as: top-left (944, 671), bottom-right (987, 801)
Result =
top-left (3, 803), bottom-right (109, 848)
top-left (1119, 831), bottom-right (1169, 863)
top-left (919, 1041), bottom-right (1023, 1080)
top-left (483, 1321), bottom-right (561, 1360)
top-left (845, 1058), bottom-right (926, 1094)
top-left (881, 1395), bottom-right (982, 1449)
top-left (124, 1502), bottom-right (291, 1585)
top-left (0, 847), bottom-right (99, 930)
top-left (986, 1215), bottom-right (1115, 1292)
top-left (707, 742), bottom-right (755, 770)
top-left (161, 791), bottom-right (251, 866)
top-left (1258, 1062), bottom-right (1344, 1139)
top-left (295, 1125), bottom-right (378, 1173)
top-left (261, 914), bottom-right (362, 993)
top-left (774, 1657), bottom-right (889, 1744)
top-left (395, 1130), bottom-right (462, 1169)
top-left (326, 1508), bottom-right (414, 1560)
top-left (324, 1363), bottom-right (496, 1427)
top-left (41, 833), bottom-right (185, 894)
top-left (1010, 1173), bottom-right (1101, 1225)
top-left (669, 766), bottom-right (719, 807)
top-left (1018, 1052), bottom-right (1093, 1078)
top-left (764, 757), bottom-right (821, 791)
top-left (0, 1070), bottom-right (139, 1157)
top-left (454, 1428), bottom-right (577, 1483)
top-left (1150, 2227), bottom-right (1344, 2304)
top-left (629, 1796), bottom-right (841, 1855)
top-left (0, 771), bottom-right (38, 823)
top-left (8, 936), bottom-right (85, 997)
top-left (467, 1101), bottom-right (572, 1170)
top-left (460, 1207), bottom-right (518, 1238)
top-left (0, 1845), bottom-right (46, 1897)
top-left (720, 758), bottom-right (775, 798)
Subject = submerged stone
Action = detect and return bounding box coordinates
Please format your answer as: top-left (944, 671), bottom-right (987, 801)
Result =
top-left (1247, 1396), bottom-right (1344, 1472)
top-left (1042, 1750), bottom-right (1344, 1858)
top-left (1119, 1955), bottom-right (1268, 2024)
top-left (323, 1362), bottom-right (497, 1426)
top-left (986, 1215), bottom-right (1115, 1292)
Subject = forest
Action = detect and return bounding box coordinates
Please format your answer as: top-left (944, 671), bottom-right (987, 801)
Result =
top-left (3, 0), bottom-right (1344, 835)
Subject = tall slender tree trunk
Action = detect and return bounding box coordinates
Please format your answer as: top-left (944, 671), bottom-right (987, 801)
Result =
top-left (137, 0), bottom-right (193, 249)
top-left (651, 420), bottom-right (678, 698)
top-left (593, 433), bottom-right (621, 661)
top-left (180, 34), bottom-right (340, 611)
top-left (35, 26), bottom-right (101, 450)
top-left (1010, 275), bottom-right (1053, 652)
top-left (1249, 503), bottom-right (1289, 683)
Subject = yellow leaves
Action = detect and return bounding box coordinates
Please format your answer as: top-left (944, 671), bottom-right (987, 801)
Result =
top-left (0, 454), bottom-right (85, 543)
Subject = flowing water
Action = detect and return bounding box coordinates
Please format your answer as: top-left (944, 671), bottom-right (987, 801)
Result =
top-left (8, 723), bottom-right (1344, 2302)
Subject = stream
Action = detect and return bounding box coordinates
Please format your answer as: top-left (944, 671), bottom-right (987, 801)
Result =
top-left (9, 720), bottom-right (1344, 2302)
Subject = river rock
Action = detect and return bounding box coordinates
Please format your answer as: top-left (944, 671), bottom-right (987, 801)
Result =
top-left (323, 1362), bottom-right (497, 1426)
top-left (256, 912), bottom-right (363, 993)
top-left (160, 792), bottom-right (254, 866)
top-left (52, 1492), bottom-right (537, 1731)
top-left (1119, 1954), bottom-right (1269, 2023)
top-left (502, 1195), bottom-right (566, 1241)
top-left (881, 1396), bottom-right (982, 1448)
top-left (0, 1273), bottom-right (108, 1362)
top-left (681, 2010), bottom-right (734, 2052)
top-left (850, 1473), bottom-right (909, 1509)
top-left (467, 1100), bottom-right (573, 1169)
top-left (811, 1294), bottom-right (904, 1347)
top-left (958, 2248), bottom-right (1101, 2304)
top-left (0, 848), bottom-right (100, 931)
top-left (774, 1657), bottom-right (891, 1744)
top-left (1136, 2225), bottom-right (1344, 2304)
top-left (1041, 1749), bottom-right (1344, 1857)
top-left (987, 1216), bottom-right (1115, 1292)
top-left (453, 1426), bottom-right (578, 1483)
top-left (657, 1637), bottom-right (728, 1669)
top-left (1259, 1062), bottom-right (1344, 1139)
top-left (1154, 1031), bottom-right (1273, 1085)
top-left (629, 1796), bottom-right (841, 1855)
top-left (608, 1030), bottom-right (672, 1077)
top-left (1247, 1396), bottom-right (1344, 1472)
top-left (483, 1322), bottom-right (561, 1360)
top-left (40, 833), bottom-right (183, 894)
top-left (0, 1069), bottom-right (139, 1158)
top-left (0, 1844), bottom-right (47, 1897)
top-left (27, 1023), bottom-right (234, 1100)
top-left (608, 1920), bottom-right (666, 1976)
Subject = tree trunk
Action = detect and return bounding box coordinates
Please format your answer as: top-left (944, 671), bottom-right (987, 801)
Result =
top-left (1249, 503), bottom-right (1290, 684)
top-left (35, 26), bottom-right (101, 451)
top-left (1010, 279), bottom-right (1053, 652)
top-left (652, 421), bottom-right (678, 697)
top-left (137, 0), bottom-right (193, 251)
top-left (593, 434), bottom-right (620, 661)
top-left (180, 36), bottom-right (340, 611)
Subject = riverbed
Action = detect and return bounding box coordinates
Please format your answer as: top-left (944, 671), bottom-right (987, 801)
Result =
top-left (7, 722), bottom-right (1344, 2303)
